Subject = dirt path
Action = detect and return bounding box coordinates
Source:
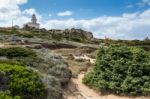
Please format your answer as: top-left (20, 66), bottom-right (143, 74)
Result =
top-left (73, 55), bottom-right (96, 64)
top-left (0, 43), bottom-right (12, 48)
top-left (71, 73), bottom-right (102, 99)
top-left (0, 43), bottom-right (4, 47)
top-left (64, 72), bottom-right (150, 99)
top-left (64, 54), bottom-right (150, 99)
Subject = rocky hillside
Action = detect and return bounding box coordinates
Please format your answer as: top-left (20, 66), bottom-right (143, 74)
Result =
top-left (0, 27), bottom-right (94, 43)
top-left (0, 27), bottom-right (99, 99)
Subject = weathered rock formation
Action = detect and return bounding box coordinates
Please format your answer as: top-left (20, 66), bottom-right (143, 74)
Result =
top-left (49, 28), bottom-right (93, 39)
top-left (47, 28), bottom-right (93, 41)
top-left (23, 27), bottom-right (94, 41)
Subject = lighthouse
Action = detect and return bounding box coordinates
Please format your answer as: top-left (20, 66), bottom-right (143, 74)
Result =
top-left (24, 14), bottom-right (40, 29)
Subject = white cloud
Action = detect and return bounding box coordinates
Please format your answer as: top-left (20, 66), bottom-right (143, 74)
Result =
top-left (23, 8), bottom-right (37, 16)
top-left (126, 4), bottom-right (134, 8)
top-left (0, 0), bottom-right (42, 27)
top-left (57, 11), bottom-right (73, 16)
top-left (126, 0), bottom-right (150, 8)
top-left (15, 0), bottom-right (27, 4)
top-left (136, 0), bottom-right (150, 7)
top-left (22, 8), bottom-right (42, 22)
top-left (43, 9), bottom-right (150, 40)
top-left (0, 0), bottom-right (150, 40)
top-left (0, 0), bottom-right (29, 27)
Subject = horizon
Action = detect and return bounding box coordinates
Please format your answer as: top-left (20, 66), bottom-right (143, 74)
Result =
top-left (0, 0), bottom-right (150, 40)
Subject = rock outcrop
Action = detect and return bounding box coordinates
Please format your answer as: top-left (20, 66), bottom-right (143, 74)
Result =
top-left (23, 27), bottom-right (94, 41)
top-left (47, 28), bottom-right (93, 40)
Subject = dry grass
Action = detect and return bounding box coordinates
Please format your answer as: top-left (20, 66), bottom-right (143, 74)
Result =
top-left (52, 48), bottom-right (96, 75)
top-left (66, 59), bottom-right (87, 73)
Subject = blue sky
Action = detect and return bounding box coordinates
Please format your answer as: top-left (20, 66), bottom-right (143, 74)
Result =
top-left (20, 0), bottom-right (149, 19)
top-left (1, 0), bottom-right (150, 40)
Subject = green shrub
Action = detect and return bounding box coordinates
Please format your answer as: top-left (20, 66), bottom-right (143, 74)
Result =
top-left (83, 44), bottom-right (150, 96)
top-left (75, 58), bottom-right (85, 62)
top-left (52, 34), bottom-right (63, 41)
top-left (0, 29), bottom-right (16, 35)
top-left (0, 47), bottom-right (36, 58)
top-left (0, 91), bottom-right (21, 99)
top-left (0, 48), bottom-right (6, 56)
top-left (0, 64), bottom-right (45, 99)
top-left (0, 60), bottom-right (23, 66)
top-left (17, 33), bottom-right (34, 38)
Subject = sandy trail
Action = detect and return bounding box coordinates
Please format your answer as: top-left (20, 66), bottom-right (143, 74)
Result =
top-left (65, 72), bottom-right (150, 99)
top-left (0, 44), bottom-right (4, 47)
top-left (0, 43), bottom-right (12, 48)
top-left (64, 55), bottom-right (150, 99)
top-left (73, 55), bottom-right (96, 64)
top-left (72, 73), bottom-right (101, 99)
top-left (68, 73), bottom-right (150, 99)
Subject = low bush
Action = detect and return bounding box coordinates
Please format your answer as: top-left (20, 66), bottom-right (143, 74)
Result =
top-left (0, 47), bottom-right (36, 58)
top-left (75, 58), bottom-right (85, 62)
top-left (0, 91), bottom-right (21, 99)
top-left (0, 48), bottom-right (72, 99)
top-left (0, 60), bottom-right (22, 66)
top-left (0, 64), bottom-right (45, 99)
top-left (17, 33), bottom-right (34, 38)
top-left (83, 44), bottom-right (150, 96)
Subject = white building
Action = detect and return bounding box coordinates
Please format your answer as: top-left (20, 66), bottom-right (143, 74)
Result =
top-left (24, 14), bottom-right (40, 29)
top-left (13, 25), bottom-right (20, 29)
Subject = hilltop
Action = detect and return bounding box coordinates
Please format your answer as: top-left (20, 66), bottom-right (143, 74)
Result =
top-left (0, 27), bottom-right (150, 99)
top-left (0, 27), bottom-right (99, 99)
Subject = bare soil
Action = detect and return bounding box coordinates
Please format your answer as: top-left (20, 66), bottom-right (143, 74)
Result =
top-left (63, 53), bottom-right (150, 99)
top-left (64, 72), bottom-right (150, 99)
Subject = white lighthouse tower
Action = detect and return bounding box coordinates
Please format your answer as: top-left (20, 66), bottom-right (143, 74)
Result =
top-left (24, 14), bottom-right (40, 29)
top-left (31, 14), bottom-right (37, 24)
